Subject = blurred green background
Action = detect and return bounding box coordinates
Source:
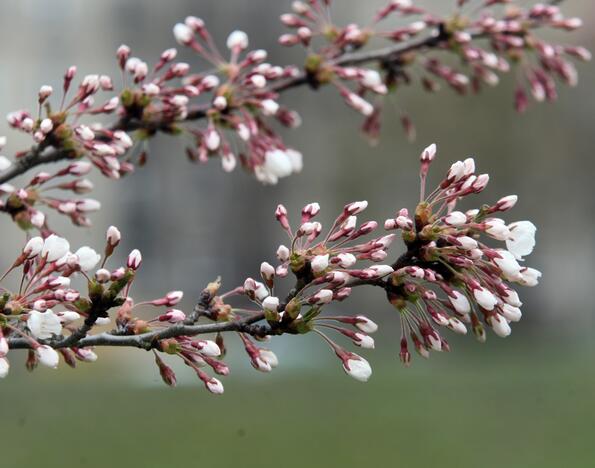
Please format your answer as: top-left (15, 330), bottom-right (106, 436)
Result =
top-left (0, 1), bottom-right (594, 467)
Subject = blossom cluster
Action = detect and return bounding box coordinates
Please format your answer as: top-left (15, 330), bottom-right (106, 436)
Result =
top-left (279, 0), bottom-right (590, 140)
top-left (0, 142), bottom-right (541, 388)
top-left (385, 143), bottom-right (540, 364)
top-left (172, 18), bottom-right (304, 184)
top-left (0, 158), bottom-right (100, 232)
top-left (0, 0), bottom-right (586, 211)
top-left (0, 226), bottom-right (230, 393)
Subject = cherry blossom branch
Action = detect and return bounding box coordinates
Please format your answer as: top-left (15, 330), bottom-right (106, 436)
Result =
top-left (0, 0), bottom-right (581, 393)
top-left (0, 29), bottom-right (452, 185)
top-left (6, 313), bottom-right (269, 351)
top-left (0, 0), bottom-right (587, 194)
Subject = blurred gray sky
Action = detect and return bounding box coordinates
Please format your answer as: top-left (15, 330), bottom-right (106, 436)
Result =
top-left (0, 0), bottom-right (594, 359)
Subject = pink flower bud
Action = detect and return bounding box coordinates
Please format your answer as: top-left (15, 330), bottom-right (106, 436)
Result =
top-left (311, 254), bottom-right (329, 273)
top-left (193, 340), bottom-right (221, 357)
top-left (420, 143), bottom-right (436, 162)
top-left (260, 262), bottom-right (275, 284)
top-left (276, 245), bottom-right (290, 262)
top-left (205, 378), bottom-right (224, 394)
top-left (488, 313), bottom-right (511, 337)
top-left (226, 30), bottom-right (249, 50)
top-left (343, 200), bottom-right (368, 216)
top-left (495, 195), bottom-right (518, 211)
top-left (158, 309), bottom-right (186, 323)
top-left (342, 354), bottom-right (372, 382)
top-left (301, 202), bottom-right (320, 222)
top-left (106, 225), bottom-right (121, 247)
top-left (36, 345), bottom-right (59, 369)
top-left (38, 85), bottom-right (53, 103)
top-left (127, 249), bottom-right (142, 270)
top-left (173, 23), bottom-right (193, 45)
top-left (262, 296), bottom-right (279, 311)
top-left (23, 236), bottom-right (44, 258)
top-left (275, 204), bottom-right (290, 230)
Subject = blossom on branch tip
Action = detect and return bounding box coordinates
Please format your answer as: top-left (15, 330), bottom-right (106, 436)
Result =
top-left (342, 354), bottom-right (372, 382)
top-left (36, 345), bottom-right (60, 369)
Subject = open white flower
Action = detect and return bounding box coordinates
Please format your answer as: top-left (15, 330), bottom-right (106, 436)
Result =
top-left (75, 246), bottom-right (101, 271)
top-left (519, 267), bottom-right (541, 287)
top-left (506, 221), bottom-right (536, 260)
top-left (255, 149), bottom-right (294, 185)
top-left (42, 235), bottom-right (70, 262)
top-left (27, 310), bottom-right (62, 339)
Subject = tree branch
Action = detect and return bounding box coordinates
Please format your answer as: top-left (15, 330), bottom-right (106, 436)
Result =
top-left (0, 27), bottom-right (460, 185)
top-left (6, 312), bottom-right (268, 351)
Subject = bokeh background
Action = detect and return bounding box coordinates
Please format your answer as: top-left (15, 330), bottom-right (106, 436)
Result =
top-left (1, 1), bottom-right (594, 467)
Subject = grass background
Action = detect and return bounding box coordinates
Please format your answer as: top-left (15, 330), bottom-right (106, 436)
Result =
top-left (3, 333), bottom-right (593, 468)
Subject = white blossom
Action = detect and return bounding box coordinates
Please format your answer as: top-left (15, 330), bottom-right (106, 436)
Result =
top-left (311, 254), bottom-right (329, 273)
top-left (473, 287), bottom-right (498, 310)
top-left (27, 310), bottom-right (62, 339)
top-left (448, 290), bottom-right (471, 314)
top-left (355, 315), bottom-right (378, 334)
top-left (75, 246), bottom-right (101, 271)
top-left (343, 355), bottom-right (372, 382)
top-left (42, 235), bottom-right (70, 262)
top-left (36, 345), bottom-right (60, 368)
top-left (226, 30), bottom-right (249, 50)
top-left (506, 221), bottom-right (536, 260)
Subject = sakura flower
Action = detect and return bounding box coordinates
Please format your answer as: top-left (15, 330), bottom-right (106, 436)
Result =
top-left (27, 310), bottom-right (62, 339)
top-left (42, 235), bottom-right (70, 262)
top-left (75, 246), bottom-right (101, 271)
top-left (506, 221), bottom-right (537, 260)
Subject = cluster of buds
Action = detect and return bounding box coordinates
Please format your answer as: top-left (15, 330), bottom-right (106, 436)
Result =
top-left (0, 157), bottom-right (100, 231)
top-left (0, 142), bottom-right (543, 388)
top-left (228, 200), bottom-right (392, 381)
top-left (279, 1), bottom-right (589, 141)
top-left (171, 17), bottom-right (304, 184)
top-left (0, 231), bottom-right (110, 376)
top-left (0, 226), bottom-right (263, 394)
top-left (7, 71), bottom-right (134, 178)
top-left (211, 141), bottom-right (541, 378)
top-left (385, 143), bottom-right (540, 365)
top-left (1, 3), bottom-right (587, 194)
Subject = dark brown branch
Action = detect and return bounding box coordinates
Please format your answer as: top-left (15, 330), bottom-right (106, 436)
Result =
top-left (6, 312), bottom-right (268, 351)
